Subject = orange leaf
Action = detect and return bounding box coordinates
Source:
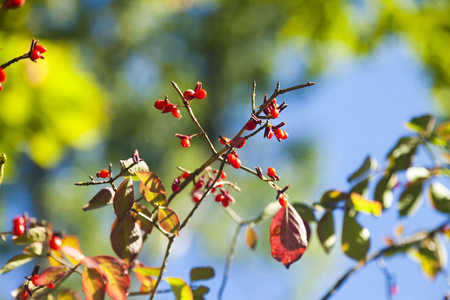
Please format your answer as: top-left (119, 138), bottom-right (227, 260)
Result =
top-left (135, 171), bottom-right (167, 207)
top-left (95, 255), bottom-right (130, 300)
top-left (158, 207), bottom-right (180, 236)
top-left (82, 267), bottom-right (105, 300)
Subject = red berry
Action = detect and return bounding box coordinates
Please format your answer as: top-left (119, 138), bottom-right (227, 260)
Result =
top-left (154, 99), bottom-right (165, 110)
top-left (192, 195), bottom-right (201, 203)
top-left (50, 236), bottom-right (62, 250)
top-left (219, 137), bottom-right (231, 145)
top-left (227, 153), bottom-right (236, 164)
top-left (13, 224), bottom-right (26, 236)
top-left (0, 82), bottom-right (3, 91)
top-left (30, 50), bottom-right (42, 61)
top-left (171, 183), bottom-right (180, 192)
top-left (47, 282), bottom-right (56, 289)
top-left (182, 172), bottom-right (190, 179)
top-left (0, 68), bottom-right (6, 82)
top-left (183, 89), bottom-right (196, 100)
top-left (244, 120), bottom-right (257, 131)
top-left (163, 103), bottom-right (175, 113)
top-left (32, 274), bottom-right (40, 286)
top-left (195, 180), bottom-right (203, 189)
top-left (13, 216), bottom-right (26, 227)
top-left (215, 194), bottom-right (225, 202)
top-left (220, 170), bottom-right (227, 179)
top-left (5, 0), bottom-right (25, 9)
top-left (19, 289), bottom-right (29, 300)
top-left (270, 107), bottom-right (280, 118)
top-left (280, 130), bottom-right (288, 139)
top-left (231, 157), bottom-right (241, 169)
top-left (273, 128), bottom-right (284, 140)
top-left (181, 138), bottom-right (190, 148)
top-left (279, 194), bottom-right (288, 207)
top-left (34, 44), bottom-right (47, 54)
top-left (267, 130), bottom-right (273, 139)
top-left (221, 196), bottom-right (230, 207)
top-left (267, 167), bottom-right (276, 177)
top-left (99, 169), bottom-right (110, 178)
top-left (171, 107), bottom-right (182, 119)
top-left (195, 88), bottom-right (207, 100)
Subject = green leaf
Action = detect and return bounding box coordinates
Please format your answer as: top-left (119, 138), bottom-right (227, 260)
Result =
top-left (133, 266), bottom-right (161, 277)
top-left (245, 226), bottom-right (258, 250)
top-left (133, 262), bottom-right (156, 293)
top-left (405, 115), bottom-right (435, 136)
top-left (350, 177), bottom-right (371, 197)
top-left (83, 187), bottom-right (115, 212)
top-left (190, 267), bottom-right (215, 282)
top-left (399, 182), bottom-right (423, 217)
top-left (166, 277), bottom-right (194, 300)
top-left (341, 212), bottom-right (370, 262)
top-left (23, 242), bottom-right (43, 256)
top-left (431, 121), bottom-right (450, 147)
top-left (34, 266), bottom-right (69, 286)
top-left (252, 201), bottom-right (280, 225)
top-left (348, 156), bottom-right (377, 182)
top-left (110, 214), bottom-right (143, 263)
top-left (317, 211), bottom-right (335, 254)
top-left (82, 267), bottom-right (106, 300)
top-left (320, 190), bottom-right (347, 205)
top-left (0, 254), bottom-right (33, 274)
top-left (387, 137), bottom-right (420, 172)
top-left (292, 202), bottom-right (316, 223)
top-left (374, 173), bottom-right (398, 209)
top-left (135, 171), bottom-right (168, 207)
top-left (350, 193), bottom-right (382, 217)
top-left (56, 288), bottom-right (82, 300)
top-left (158, 207), bottom-right (180, 236)
top-left (12, 226), bottom-right (47, 245)
top-left (120, 158), bottom-right (150, 179)
top-left (95, 256), bottom-right (131, 300)
top-left (410, 237), bottom-right (447, 279)
top-left (192, 286), bottom-right (210, 300)
top-left (113, 177), bottom-right (134, 220)
top-left (406, 167), bottom-right (431, 182)
top-left (429, 182), bottom-right (450, 213)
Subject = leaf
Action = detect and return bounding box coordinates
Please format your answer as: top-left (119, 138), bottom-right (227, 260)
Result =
top-left (120, 158), bottom-right (150, 179)
top-left (387, 137), bottom-right (420, 172)
top-left (350, 193), bottom-right (382, 217)
top-left (245, 226), bottom-right (258, 250)
top-left (348, 156), bottom-right (377, 182)
top-left (34, 266), bottom-right (69, 286)
top-left (113, 177), bottom-right (134, 220)
top-left (252, 201), bottom-right (280, 225)
top-left (317, 211), bottom-right (335, 254)
top-left (350, 177), bottom-right (371, 196)
top-left (95, 255), bottom-right (131, 300)
top-left (82, 267), bottom-right (106, 300)
top-left (374, 172), bottom-right (398, 209)
top-left (190, 267), bottom-right (215, 282)
top-left (405, 115), bottom-right (435, 136)
top-left (270, 203), bottom-right (308, 269)
top-left (110, 214), bottom-right (143, 263)
top-left (429, 182), bottom-right (450, 213)
top-left (399, 182), bottom-right (423, 217)
top-left (292, 202), bottom-right (316, 223)
top-left (166, 277), bottom-right (194, 300)
top-left (341, 211), bottom-right (370, 262)
top-left (61, 246), bottom-right (99, 269)
top-left (135, 171), bottom-right (168, 207)
top-left (133, 266), bottom-right (162, 277)
top-left (83, 187), bottom-right (115, 212)
top-left (12, 226), bottom-right (47, 245)
top-left (410, 237), bottom-right (447, 279)
top-left (133, 262), bottom-right (157, 293)
top-left (158, 207), bottom-right (180, 236)
top-left (406, 167), bottom-right (431, 182)
top-left (432, 121), bottom-right (450, 147)
top-left (23, 242), bottom-right (43, 256)
top-left (320, 190), bottom-right (347, 205)
top-left (49, 235), bottom-right (83, 267)
top-left (192, 286), bottom-right (210, 300)
top-left (57, 288), bottom-right (82, 300)
top-left (0, 254), bottom-right (33, 274)
top-left (132, 203), bottom-right (154, 234)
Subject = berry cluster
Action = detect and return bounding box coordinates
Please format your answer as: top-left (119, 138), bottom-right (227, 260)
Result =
top-left (154, 97), bottom-right (182, 119)
top-left (183, 82), bottom-right (207, 100)
top-left (30, 44), bottom-right (47, 62)
top-left (2, 0), bottom-right (26, 9)
top-left (12, 215), bottom-right (26, 236)
top-left (226, 152), bottom-right (241, 169)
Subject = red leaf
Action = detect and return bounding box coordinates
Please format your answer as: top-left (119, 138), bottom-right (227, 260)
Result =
top-left (110, 214), bottom-right (143, 263)
top-left (270, 203), bottom-right (308, 268)
top-left (82, 267), bottom-right (106, 300)
top-left (95, 255), bottom-right (130, 300)
top-left (34, 266), bottom-right (69, 286)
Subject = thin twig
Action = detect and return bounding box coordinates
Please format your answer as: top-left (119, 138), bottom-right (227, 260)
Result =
top-left (150, 237), bottom-right (175, 300)
top-left (131, 208), bottom-right (174, 238)
top-left (320, 219), bottom-right (450, 300)
top-left (218, 223), bottom-right (244, 300)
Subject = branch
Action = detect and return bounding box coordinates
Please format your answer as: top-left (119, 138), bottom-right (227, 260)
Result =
top-left (0, 39), bottom-right (37, 69)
